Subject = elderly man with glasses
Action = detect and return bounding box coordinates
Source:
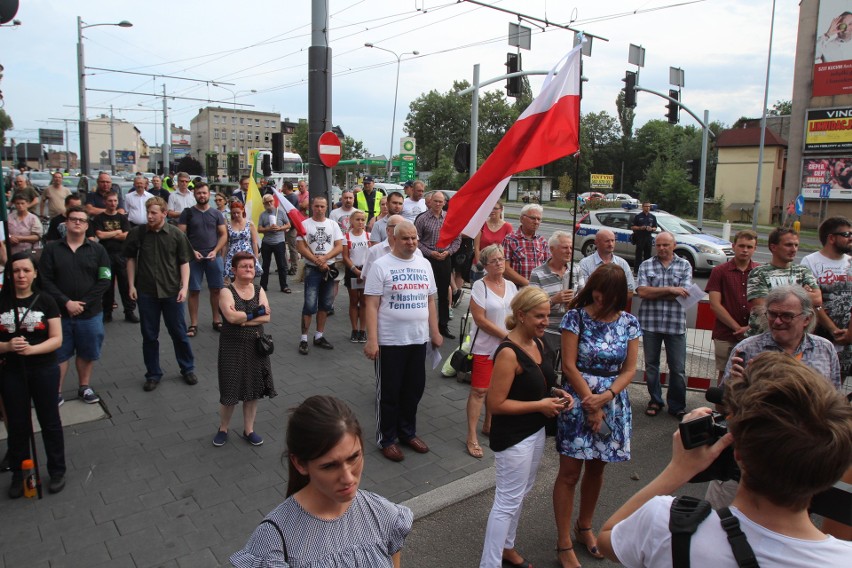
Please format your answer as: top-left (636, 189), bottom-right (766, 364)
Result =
top-left (502, 203), bottom-right (548, 287)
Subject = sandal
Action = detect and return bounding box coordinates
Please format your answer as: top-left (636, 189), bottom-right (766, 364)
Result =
top-left (187, 325), bottom-right (198, 338)
top-left (574, 522), bottom-right (604, 559)
top-left (282, 287), bottom-right (292, 294)
top-left (212, 321), bottom-right (223, 332)
top-left (556, 545), bottom-right (582, 568)
top-left (466, 441), bottom-right (484, 459)
top-left (645, 401), bottom-right (662, 417)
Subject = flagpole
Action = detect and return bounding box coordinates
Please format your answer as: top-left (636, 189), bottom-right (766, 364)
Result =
top-left (568, 53), bottom-right (583, 289)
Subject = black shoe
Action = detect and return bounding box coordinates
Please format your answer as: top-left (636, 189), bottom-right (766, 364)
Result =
top-left (124, 311), bottom-right (140, 323)
top-left (313, 336), bottom-right (334, 350)
top-left (326, 309), bottom-right (335, 317)
top-left (452, 289), bottom-right (463, 307)
top-left (350, 330), bottom-right (359, 343)
top-left (143, 379), bottom-right (159, 392)
top-left (48, 475), bottom-right (65, 494)
top-left (298, 340), bottom-right (309, 355)
top-left (440, 327), bottom-right (456, 340)
top-left (182, 372), bottom-right (198, 386)
top-left (8, 477), bottom-right (23, 499)
top-left (103, 311), bottom-right (113, 323)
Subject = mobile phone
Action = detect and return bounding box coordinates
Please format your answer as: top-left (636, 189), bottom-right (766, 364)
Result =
top-left (735, 350), bottom-right (748, 367)
top-left (598, 419), bottom-right (612, 437)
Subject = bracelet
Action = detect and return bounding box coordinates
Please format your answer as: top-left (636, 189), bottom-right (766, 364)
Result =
top-left (606, 387), bottom-right (616, 399)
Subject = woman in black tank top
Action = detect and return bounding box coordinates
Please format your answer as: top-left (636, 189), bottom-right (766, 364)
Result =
top-left (479, 287), bottom-right (575, 568)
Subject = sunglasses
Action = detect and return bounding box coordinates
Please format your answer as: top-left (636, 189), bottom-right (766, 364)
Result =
top-left (831, 231), bottom-right (852, 238)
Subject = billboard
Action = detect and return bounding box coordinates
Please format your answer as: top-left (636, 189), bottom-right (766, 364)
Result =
top-left (800, 157), bottom-right (852, 200)
top-left (590, 174), bottom-right (614, 189)
top-left (39, 128), bottom-right (63, 145)
top-left (813, 0), bottom-right (852, 96)
top-left (171, 133), bottom-right (190, 146)
top-left (805, 107), bottom-right (852, 152)
top-left (115, 150), bottom-right (136, 165)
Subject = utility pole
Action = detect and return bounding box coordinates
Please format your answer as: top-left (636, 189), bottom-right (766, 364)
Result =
top-left (308, 0), bottom-right (331, 200)
top-left (162, 85), bottom-right (170, 175)
top-left (110, 104), bottom-right (116, 173)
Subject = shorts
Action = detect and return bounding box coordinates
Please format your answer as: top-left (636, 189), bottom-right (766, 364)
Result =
top-left (302, 264), bottom-right (335, 316)
top-left (344, 266), bottom-right (363, 289)
top-left (713, 339), bottom-right (736, 373)
top-left (470, 354), bottom-right (494, 389)
top-left (58, 315), bottom-right (105, 363)
top-left (189, 256), bottom-right (225, 291)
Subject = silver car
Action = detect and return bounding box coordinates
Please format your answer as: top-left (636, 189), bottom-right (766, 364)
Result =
top-left (573, 208), bottom-right (734, 273)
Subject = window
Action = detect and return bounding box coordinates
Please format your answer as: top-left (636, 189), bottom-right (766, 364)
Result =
top-left (255, 119), bottom-right (260, 126)
top-left (239, 160), bottom-right (244, 169)
top-left (239, 131), bottom-right (245, 140)
top-left (255, 134), bottom-right (260, 142)
top-left (221, 145), bottom-right (226, 153)
top-left (264, 133), bottom-right (269, 143)
top-left (214, 129), bottom-right (219, 139)
top-left (231, 131), bottom-right (236, 141)
top-left (214, 115), bottom-right (219, 124)
top-left (232, 116), bottom-right (237, 125)
top-left (240, 117), bottom-right (245, 125)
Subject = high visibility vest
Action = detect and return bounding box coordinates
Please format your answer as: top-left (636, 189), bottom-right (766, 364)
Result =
top-left (355, 189), bottom-right (384, 222)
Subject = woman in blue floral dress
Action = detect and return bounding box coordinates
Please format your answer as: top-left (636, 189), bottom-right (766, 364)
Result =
top-left (224, 200), bottom-right (261, 281)
top-left (552, 264), bottom-right (641, 568)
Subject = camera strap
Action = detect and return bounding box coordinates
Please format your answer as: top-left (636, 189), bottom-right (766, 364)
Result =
top-left (669, 497), bottom-right (760, 568)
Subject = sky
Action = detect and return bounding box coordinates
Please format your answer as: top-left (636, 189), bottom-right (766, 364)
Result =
top-left (0, 0), bottom-right (800, 164)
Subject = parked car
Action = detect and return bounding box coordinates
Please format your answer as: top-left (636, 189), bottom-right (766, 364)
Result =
top-left (605, 192), bottom-right (640, 207)
top-left (573, 207), bottom-right (733, 273)
top-left (28, 171), bottom-right (53, 191)
top-left (579, 191), bottom-right (605, 202)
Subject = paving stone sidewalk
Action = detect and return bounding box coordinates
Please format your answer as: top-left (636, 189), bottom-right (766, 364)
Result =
top-left (0, 280), bottom-right (489, 568)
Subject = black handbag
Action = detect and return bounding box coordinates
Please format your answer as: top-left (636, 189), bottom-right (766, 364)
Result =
top-left (449, 283), bottom-right (485, 374)
top-left (255, 331), bottom-right (274, 356)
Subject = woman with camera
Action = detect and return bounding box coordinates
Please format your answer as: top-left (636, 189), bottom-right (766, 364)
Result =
top-left (479, 286), bottom-right (573, 568)
top-left (553, 264), bottom-right (641, 568)
top-left (465, 244), bottom-right (517, 459)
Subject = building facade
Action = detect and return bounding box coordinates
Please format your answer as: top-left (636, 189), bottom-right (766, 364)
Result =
top-left (87, 116), bottom-right (150, 174)
top-left (190, 107), bottom-right (281, 178)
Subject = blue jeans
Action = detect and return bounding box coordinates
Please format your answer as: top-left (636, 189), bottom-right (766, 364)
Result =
top-left (137, 293), bottom-right (195, 381)
top-left (642, 330), bottom-right (686, 413)
top-left (302, 264), bottom-right (334, 316)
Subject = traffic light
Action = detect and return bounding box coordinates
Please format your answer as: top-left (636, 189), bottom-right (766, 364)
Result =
top-left (261, 153), bottom-right (272, 176)
top-left (453, 142), bottom-right (470, 173)
top-left (623, 71), bottom-right (637, 108)
top-left (666, 89), bottom-right (679, 124)
top-left (506, 53), bottom-right (522, 98)
top-left (227, 152), bottom-right (239, 181)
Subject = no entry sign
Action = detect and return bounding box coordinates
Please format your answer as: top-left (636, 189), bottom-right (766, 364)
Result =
top-left (318, 131), bottom-right (342, 167)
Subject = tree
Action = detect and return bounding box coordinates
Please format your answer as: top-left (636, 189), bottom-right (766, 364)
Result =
top-left (0, 108), bottom-right (12, 149)
top-left (174, 155), bottom-right (204, 176)
top-left (404, 81), bottom-right (472, 172)
top-left (768, 99), bottom-right (792, 116)
top-left (342, 136), bottom-right (368, 160)
top-left (637, 158), bottom-right (696, 214)
top-left (292, 121), bottom-right (308, 160)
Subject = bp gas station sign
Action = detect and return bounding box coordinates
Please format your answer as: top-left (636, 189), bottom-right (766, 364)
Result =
top-left (398, 137), bottom-right (416, 181)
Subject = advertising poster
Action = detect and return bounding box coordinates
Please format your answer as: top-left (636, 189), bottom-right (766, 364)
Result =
top-left (800, 157), bottom-right (852, 200)
top-left (813, 0), bottom-right (852, 96)
top-left (804, 106), bottom-right (852, 151)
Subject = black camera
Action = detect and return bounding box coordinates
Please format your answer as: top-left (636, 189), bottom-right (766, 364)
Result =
top-left (679, 390), bottom-right (740, 484)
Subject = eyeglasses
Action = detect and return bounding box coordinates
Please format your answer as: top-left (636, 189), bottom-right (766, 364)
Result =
top-left (487, 257), bottom-right (506, 265)
top-left (766, 310), bottom-right (804, 323)
top-left (831, 231), bottom-right (852, 238)
top-left (523, 215), bottom-right (542, 222)
top-left (67, 217), bottom-right (88, 224)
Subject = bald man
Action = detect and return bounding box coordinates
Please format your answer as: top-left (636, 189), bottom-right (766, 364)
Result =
top-left (577, 229), bottom-right (635, 300)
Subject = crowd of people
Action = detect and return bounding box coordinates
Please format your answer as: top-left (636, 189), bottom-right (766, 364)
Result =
top-left (0, 172), bottom-right (849, 566)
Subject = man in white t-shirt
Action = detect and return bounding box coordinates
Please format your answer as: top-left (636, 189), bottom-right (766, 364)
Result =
top-left (401, 180), bottom-right (426, 222)
top-left (599, 353), bottom-right (852, 567)
top-left (364, 220), bottom-right (441, 462)
top-left (362, 214), bottom-right (422, 282)
top-left (296, 196), bottom-right (343, 355)
top-left (800, 216), bottom-right (852, 378)
top-left (125, 176), bottom-right (154, 227)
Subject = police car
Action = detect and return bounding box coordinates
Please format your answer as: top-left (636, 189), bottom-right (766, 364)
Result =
top-left (573, 207), bottom-right (734, 273)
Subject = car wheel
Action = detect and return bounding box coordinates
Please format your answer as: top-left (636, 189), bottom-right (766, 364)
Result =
top-left (581, 241), bottom-right (597, 258)
top-left (675, 250), bottom-right (696, 272)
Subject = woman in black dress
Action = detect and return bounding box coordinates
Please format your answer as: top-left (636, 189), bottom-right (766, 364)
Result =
top-left (213, 252), bottom-right (276, 448)
top-left (0, 252), bottom-right (65, 497)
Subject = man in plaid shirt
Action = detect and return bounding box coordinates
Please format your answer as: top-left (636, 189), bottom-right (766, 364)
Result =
top-left (636, 232), bottom-right (692, 418)
top-left (502, 203), bottom-right (549, 287)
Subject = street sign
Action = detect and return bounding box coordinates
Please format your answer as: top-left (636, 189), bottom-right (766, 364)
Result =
top-left (39, 128), bottom-right (63, 145)
top-left (795, 194), bottom-right (805, 216)
top-left (820, 184), bottom-right (831, 199)
top-left (317, 131), bottom-right (341, 168)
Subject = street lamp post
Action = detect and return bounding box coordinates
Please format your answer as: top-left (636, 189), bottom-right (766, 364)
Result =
top-left (77, 16), bottom-right (132, 176)
top-left (364, 44), bottom-right (419, 179)
top-left (214, 85), bottom-right (256, 178)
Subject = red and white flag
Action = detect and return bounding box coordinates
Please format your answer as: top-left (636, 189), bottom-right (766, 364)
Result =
top-left (438, 42), bottom-right (583, 248)
top-left (270, 188), bottom-right (307, 236)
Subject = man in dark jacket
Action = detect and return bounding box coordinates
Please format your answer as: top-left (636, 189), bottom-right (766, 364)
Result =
top-left (40, 205), bottom-right (112, 406)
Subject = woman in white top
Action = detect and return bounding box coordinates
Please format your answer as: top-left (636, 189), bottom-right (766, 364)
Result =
top-left (465, 244), bottom-right (517, 458)
top-left (342, 210), bottom-right (372, 343)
